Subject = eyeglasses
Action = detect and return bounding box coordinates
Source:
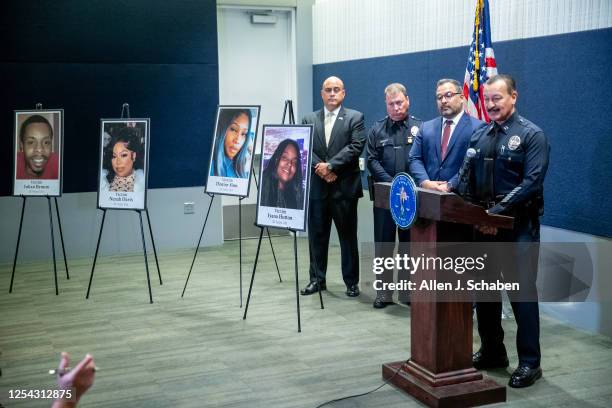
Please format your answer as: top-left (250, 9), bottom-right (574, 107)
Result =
top-left (436, 92), bottom-right (461, 101)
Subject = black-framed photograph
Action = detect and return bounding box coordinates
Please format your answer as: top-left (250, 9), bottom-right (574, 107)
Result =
top-left (13, 109), bottom-right (63, 196)
top-left (97, 119), bottom-right (150, 210)
top-left (256, 124), bottom-right (313, 232)
top-left (205, 105), bottom-right (261, 197)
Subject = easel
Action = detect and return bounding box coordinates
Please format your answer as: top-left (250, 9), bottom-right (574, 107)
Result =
top-left (181, 107), bottom-right (283, 305)
top-left (85, 103), bottom-right (162, 303)
top-left (10, 103), bottom-right (69, 295)
top-left (242, 100), bottom-right (324, 333)
top-left (244, 171), bottom-right (284, 295)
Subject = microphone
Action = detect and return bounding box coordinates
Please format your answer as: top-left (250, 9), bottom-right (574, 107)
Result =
top-left (453, 148), bottom-right (476, 198)
top-left (458, 148), bottom-right (476, 181)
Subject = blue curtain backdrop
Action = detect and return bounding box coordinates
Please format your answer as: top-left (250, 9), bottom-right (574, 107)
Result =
top-left (0, 0), bottom-right (219, 195)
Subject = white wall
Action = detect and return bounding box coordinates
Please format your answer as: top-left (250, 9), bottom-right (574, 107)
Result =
top-left (313, 0), bottom-right (612, 64)
top-left (217, 6), bottom-right (295, 151)
top-left (0, 188), bottom-right (223, 263)
top-left (296, 0), bottom-right (314, 117)
top-left (216, 0), bottom-right (314, 116)
top-left (217, 5), bottom-right (296, 210)
top-left (216, 0), bottom-right (314, 239)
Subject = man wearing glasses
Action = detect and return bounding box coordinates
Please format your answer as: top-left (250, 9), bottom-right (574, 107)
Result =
top-left (410, 78), bottom-right (486, 195)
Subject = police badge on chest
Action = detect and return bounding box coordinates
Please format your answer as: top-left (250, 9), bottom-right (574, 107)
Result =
top-left (408, 125), bottom-right (419, 144)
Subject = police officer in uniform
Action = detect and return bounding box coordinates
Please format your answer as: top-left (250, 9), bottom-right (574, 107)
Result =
top-left (464, 74), bottom-right (550, 388)
top-left (366, 83), bottom-right (422, 308)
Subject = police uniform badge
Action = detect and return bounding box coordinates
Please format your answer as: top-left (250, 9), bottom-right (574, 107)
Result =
top-left (507, 135), bottom-right (521, 150)
top-left (408, 125), bottom-right (418, 144)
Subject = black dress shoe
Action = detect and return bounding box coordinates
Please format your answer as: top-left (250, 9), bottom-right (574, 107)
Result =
top-left (300, 281), bottom-right (326, 296)
top-left (508, 365), bottom-right (542, 388)
top-left (345, 284), bottom-right (360, 297)
top-left (373, 296), bottom-right (393, 309)
top-left (472, 349), bottom-right (509, 370)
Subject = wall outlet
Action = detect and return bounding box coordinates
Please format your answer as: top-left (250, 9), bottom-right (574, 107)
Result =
top-left (184, 202), bottom-right (195, 214)
top-left (359, 157), bottom-right (365, 171)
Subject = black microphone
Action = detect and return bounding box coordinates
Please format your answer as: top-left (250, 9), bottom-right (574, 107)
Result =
top-left (453, 148), bottom-right (476, 198)
top-left (457, 148), bottom-right (477, 181)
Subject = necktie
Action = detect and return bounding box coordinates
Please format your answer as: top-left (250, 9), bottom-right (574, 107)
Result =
top-left (481, 125), bottom-right (501, 204)
top-left (393, 121), bottom-right (405, 175)
top-left (441, 119), bottom-right (453, 160)
top-left (324, 111), bottom-right (334, 147)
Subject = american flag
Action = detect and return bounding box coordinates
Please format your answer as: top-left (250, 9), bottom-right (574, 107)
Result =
top-left (463, 0), bottom-right (498, 122)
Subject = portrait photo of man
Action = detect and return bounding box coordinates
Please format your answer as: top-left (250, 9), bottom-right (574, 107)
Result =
top-left (13, 110), bottom-right (63, 196)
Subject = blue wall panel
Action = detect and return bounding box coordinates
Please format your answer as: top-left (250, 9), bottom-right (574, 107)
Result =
top-left (313, 28), bottom-right (612, 238)
top-left (0, 0), bottom-right (218, 194)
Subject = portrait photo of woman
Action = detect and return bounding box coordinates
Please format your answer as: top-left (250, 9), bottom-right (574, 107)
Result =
top-left (210, 108), bottom-right (255, 178)
top-left (256, 124), bottom-right (313, 232)
top-left (101, 126), bottom-right (145, 192)
top-left (260, 139), bottom-right (304, 210)
top-left (98, 119), bottom-right (149, 210)
top-left (206, 106), bottom-right (260, 197)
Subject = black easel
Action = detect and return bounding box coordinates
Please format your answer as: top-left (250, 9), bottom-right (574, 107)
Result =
top-left (235, 100), bottom-right (305, 306)
top-left (242, 100), bottom-right (324, 333)
top-left (181, 178), bottom-right (282, 305)
top-left (236, 172), bottom-right (283, 307)
top-left (181, 106), bottom-right (284, 304)
top-left (85, 103), bottom-right (162, 303)
top-left (181, 192), bottom-right (215, 298)
top-left (9, 103), bottom-right (70, 295)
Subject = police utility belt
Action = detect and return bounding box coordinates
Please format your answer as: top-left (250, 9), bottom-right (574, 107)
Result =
top-left (478, 195), bottom-right (544, 217)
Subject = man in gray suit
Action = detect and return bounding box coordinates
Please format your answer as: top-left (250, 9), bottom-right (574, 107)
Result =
top-left (300, 76), bottom-right (366, 297)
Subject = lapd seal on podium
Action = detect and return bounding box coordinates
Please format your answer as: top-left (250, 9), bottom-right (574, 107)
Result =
top-left (389, 172), bottom-right (418, 229)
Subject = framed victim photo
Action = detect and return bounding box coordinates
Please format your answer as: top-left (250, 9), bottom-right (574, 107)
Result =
top-left (13, 109), bottom-right (63, 196)
top-left (205, 105), bottom-right (261, 197)
top-left (256, 124), bottom-right (313, 232)
top-left (97, 119), bottom-right (150, 210)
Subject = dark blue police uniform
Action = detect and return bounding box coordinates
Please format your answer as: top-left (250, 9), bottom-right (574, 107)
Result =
top-left (366, 115), bottom-right (422, 302)
top-left (468, 111), bottom-right (549, 368)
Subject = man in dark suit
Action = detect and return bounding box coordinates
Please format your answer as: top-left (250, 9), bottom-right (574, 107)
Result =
top-left (300, 76), bottom-right (366, 297)
top-left (410, 78), bottom-right (486, 195)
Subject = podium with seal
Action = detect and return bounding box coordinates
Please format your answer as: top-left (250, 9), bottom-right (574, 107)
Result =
top-left (375, 175), bottom-right (513, 408)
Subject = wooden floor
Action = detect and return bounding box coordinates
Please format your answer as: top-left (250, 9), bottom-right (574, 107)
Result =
top-left (1, 237), bottom-right (611, 407)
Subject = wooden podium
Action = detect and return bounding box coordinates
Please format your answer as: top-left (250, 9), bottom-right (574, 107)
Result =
top-left (374, 183), bottom-right (513, 408)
